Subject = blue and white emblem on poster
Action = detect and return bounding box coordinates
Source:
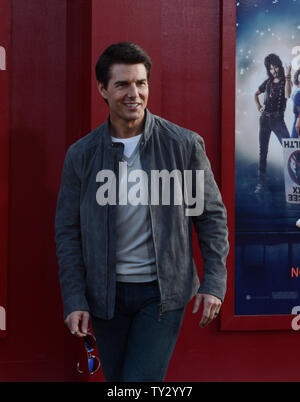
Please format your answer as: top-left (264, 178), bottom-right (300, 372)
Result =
top-left (283, 139), bottom-right (300, 203)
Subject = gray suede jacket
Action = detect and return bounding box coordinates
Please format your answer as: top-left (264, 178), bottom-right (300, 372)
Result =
top-left (55, 110), bottom-right (229, 320)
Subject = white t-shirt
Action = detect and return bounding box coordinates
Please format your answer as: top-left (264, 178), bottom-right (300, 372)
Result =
top-left (110, 133), bottom-right (157, 283)
top-left (111, 134), bottom-right (142, 158)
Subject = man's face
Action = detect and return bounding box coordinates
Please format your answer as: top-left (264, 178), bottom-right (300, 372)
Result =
top-left (98, 63), bottom-right (149, 126)
top-left (270, 64), bottom-right (279, 78)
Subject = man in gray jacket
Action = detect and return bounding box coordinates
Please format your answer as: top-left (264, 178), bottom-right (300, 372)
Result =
top-left (55, 42), bottom-right (229, 382)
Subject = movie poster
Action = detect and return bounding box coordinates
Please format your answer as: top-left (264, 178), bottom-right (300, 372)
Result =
top-left (235, 0), bottom-right (300, 316)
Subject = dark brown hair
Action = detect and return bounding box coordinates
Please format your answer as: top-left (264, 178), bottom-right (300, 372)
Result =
top-left (95, 42), bottom-right (152, 89)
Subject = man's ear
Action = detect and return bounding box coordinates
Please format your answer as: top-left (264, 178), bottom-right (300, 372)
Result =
top-left (97, 81), bottom-right (107, 100)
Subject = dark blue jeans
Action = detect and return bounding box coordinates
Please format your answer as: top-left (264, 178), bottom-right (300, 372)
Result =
top-left (91, 280), bottom-right (185, 382)
top-left (258, 111), bottom-right (290, 180)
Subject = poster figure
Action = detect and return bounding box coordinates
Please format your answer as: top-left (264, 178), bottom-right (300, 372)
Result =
top-left (235, 0), bottom-right (300, 316)
top-left (254, 54), bottom-right (291, 194)
top-left (291, 68), bottom-right (300, 138)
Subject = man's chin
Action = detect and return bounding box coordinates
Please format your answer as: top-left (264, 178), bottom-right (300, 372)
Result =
top-left (124, 110), bottom-right (145, 123)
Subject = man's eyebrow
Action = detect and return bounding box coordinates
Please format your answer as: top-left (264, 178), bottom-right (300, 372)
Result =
top-left (113, 80), bottom-right (129, 86)
top-left (113, 78), bottom-right (147, 86)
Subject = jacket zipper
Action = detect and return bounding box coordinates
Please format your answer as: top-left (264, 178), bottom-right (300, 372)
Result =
top-left (106, 148), bottom-right (117, 319)
top-left (149, 203), bottom-right (164, 321)
top-left (140, 140), bottom-right (164, 321)
top-left (106, 147), bottom-right (123, 319)
top-left (106, 203), bottom-right (110, 319)
top-left (158, 302), bottom-right (163, 322)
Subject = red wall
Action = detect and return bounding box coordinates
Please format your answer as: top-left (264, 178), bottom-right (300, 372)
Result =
top-left (0, 0), bottom-right (10, 337)
top-left (0, 0), bottom-right (91, 381)
top-left (0, 0), bottom-right (299, 382)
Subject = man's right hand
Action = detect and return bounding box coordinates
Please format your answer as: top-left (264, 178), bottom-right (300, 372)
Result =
top-left (64, 310), bottom-right (90, 337)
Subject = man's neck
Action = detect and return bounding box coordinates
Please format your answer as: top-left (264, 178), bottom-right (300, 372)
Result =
top-left (110, 115), bottom-right (145, 138)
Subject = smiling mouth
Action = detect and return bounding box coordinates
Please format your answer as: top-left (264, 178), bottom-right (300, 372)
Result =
top-left (124, 103), bottom-right (140, 109)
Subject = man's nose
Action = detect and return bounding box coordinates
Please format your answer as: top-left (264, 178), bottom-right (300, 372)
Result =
top-left (128, 83), bottom-right (139, 98)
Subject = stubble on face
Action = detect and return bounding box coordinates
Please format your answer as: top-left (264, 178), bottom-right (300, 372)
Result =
top-left (98, 63), bottom-right (149, 137)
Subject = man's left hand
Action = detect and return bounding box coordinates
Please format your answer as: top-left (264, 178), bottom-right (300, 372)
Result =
top-left (192, 293), bottom-right (222, 328)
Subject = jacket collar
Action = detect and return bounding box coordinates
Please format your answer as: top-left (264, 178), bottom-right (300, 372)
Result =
top-left (102, 109), bottom-right (154, 149)
top-left (143, 109), bottom-right (154, 143)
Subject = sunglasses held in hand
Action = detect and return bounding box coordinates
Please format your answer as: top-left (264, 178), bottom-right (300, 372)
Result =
top-left (76, 332), bottom-right (101, 375)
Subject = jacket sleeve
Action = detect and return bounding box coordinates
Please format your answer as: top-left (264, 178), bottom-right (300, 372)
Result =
top-left (55, 148), bottom-right (90, 319)
top-left (190, 134), bottom-right (229, 301)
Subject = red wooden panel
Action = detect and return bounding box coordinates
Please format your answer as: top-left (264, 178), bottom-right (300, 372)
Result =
top-left (0, 0), bottom-right (92, 380)
top-left (0, 0), bottom-right (10, 338)
top-left (91, 0), bottom-right (163, 129)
